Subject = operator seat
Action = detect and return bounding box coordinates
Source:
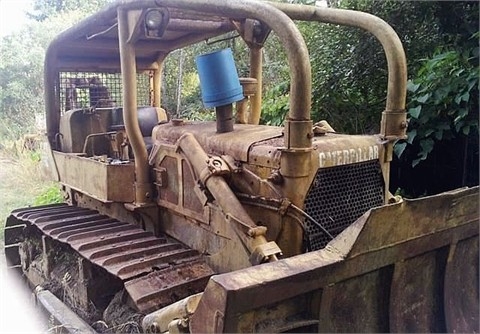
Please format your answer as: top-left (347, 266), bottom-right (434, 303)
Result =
top-left (110, 106), bottom-right (161, 152)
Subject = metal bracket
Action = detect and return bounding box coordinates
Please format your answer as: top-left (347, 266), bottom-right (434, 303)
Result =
top-left (381, 109), bottom-right (408, 141)
top-left (221, 155), bottom-right (242, 173)
top-left (153, 167), bottom-right (168, 188)
top-left (233, 18), bottom-right (271, 48)
top-left (199, 156), bottom-right (231, 185)
top-left (250, 241), bottom-right (283, 265)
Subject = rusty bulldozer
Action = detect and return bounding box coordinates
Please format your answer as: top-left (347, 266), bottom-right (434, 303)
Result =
top-left (4, 0), bottom-right (478, 332)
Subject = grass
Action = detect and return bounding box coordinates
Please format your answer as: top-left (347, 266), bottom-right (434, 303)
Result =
top-left (0, 140), bottom-right (62, 242)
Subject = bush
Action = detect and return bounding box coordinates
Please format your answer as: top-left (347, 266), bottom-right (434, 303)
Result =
top-left (395, 43), bottom-right (479, 167)
top-left (34, 185), bottom-right (63, 206)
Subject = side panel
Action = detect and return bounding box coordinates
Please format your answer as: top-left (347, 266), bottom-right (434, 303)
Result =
top-left (53, 151), bottom-right (135, 202)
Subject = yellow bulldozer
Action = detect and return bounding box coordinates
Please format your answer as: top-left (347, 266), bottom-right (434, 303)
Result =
top-left (4, 0), bottom-right (478, 332)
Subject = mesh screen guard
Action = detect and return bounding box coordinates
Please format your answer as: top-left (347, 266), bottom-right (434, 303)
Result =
top-left (58, 71), bottom-right (152, 113)
top-left (303, 160), bottom-right (384, 251)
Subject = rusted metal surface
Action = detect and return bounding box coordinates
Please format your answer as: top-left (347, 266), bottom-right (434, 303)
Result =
top-left (4, 204), bottom-right (66, 268)
top-left (311, 134), bottom-right (383, 168)
top-left (151, 127), bottom-right (388, 260)
top-left (125, 260), bottom-right (213, 312)
top-left (176, 133), bottom-right (279, 264)
top-left (142, 293), bottom-right (203, 333)
top-left (53, 151), bottom-right (135, 203)
top-left (7, 204), bottom-right (214, 313)
top-left (152, 121), bottom-right (282, 161)
top-left (117, 8), bottom-right (153, 205)
top-left (444, 236), bottom-right (479, 333)
top-left (248, 47), bottom-right (263, 125)
top-left (389, 251), bottom-right (446, 332)
top-left (35, 287), bottom-right (97, 334)
top-left (190, 186), bottom-right (479, 333)
top-left (319, 269), bottom-right (391, 332)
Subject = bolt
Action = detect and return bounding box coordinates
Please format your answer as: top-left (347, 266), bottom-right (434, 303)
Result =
top-left (212, 159), bottom-right (222, 168)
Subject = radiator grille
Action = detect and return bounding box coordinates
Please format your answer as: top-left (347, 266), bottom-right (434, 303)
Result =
top-left (304, 160), bottom-right (384, 251)
top-left (59, 71), bottom-right (152, 113)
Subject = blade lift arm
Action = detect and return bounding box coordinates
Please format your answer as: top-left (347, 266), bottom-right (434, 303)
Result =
top-left (176, 133), bottom-right (282, 265)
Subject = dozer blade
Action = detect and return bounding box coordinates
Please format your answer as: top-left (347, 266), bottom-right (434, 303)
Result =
top-left (190, 186), bottom-right (479, 333)
top-left (4, 204), bottom-right (214, 314)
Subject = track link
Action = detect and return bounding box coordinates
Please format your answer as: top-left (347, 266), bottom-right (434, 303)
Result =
top-left (4, 204), bottom-right (214, 313)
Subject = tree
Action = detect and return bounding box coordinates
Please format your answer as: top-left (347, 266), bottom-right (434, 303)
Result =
top-left (28, 0), bottom-right (112, 21)
top-left (308, 0), bottom-right (445, 133)
top-left (0, 2), bottom-right (111, 139)
top-left (258, 1), bottom-right (446, 131)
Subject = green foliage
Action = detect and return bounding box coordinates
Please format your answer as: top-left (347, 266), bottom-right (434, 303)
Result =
top-left (0, 30), bottom-right (44, 138)
top-left (29, 150), bottom-right (42, 162)
top-left (0, 147), bottom-right (61, 236)
top-left (308, 0), bottom-right (444, 134)
top-left (256, 0), bottom-right (478, 135)
top-left (0, 1), bottom-right (112, 140)
top-left (394, 43), bottom-right (479, 167)
top-left (257, 30), bottom-right (291, 126)
top-left (28, 0), bottom-right (112, 21)
top-left (260, 82), bottom-right (289, 126)
top-left (163, 41), bottom-right (234, 119)
top-left (162, 36), bottom-right (258, 121)
top-left (34, 185), bottom-right (63, 205)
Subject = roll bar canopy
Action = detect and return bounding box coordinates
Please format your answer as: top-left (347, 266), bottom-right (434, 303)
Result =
top-left (45, 0), bottom-right (406, 143)
top-left (44, 0), bottom-right (407, 204)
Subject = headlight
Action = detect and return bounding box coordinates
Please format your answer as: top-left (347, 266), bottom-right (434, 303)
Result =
top-left (144, 8), bottom-right (169, 38)
top-left (145, 9), bottom-right (164, 30)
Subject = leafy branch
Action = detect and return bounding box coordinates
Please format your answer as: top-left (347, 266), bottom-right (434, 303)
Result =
top-left (395, 39), bottom-right (479, 167)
